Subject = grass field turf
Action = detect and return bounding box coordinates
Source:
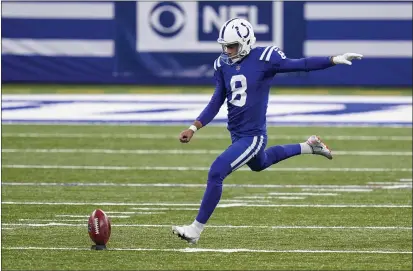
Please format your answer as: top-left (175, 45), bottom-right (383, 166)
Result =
top-left (2, 83), bottom-right (412, 95)
top-left (1, 124), bottom-right (412, 270)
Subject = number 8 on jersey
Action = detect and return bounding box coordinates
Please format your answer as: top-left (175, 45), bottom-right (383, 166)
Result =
top-left (229, 75), bottom-right (247, 107)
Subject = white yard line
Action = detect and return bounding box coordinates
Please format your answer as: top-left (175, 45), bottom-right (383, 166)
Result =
top-left (333, 151), bottom-right (412, 156)
top-left (400, 178), bottom-right (413, 182)
top-left (302, 188), bottom-right (373, 192)
top-left (19, 219), bottom-right (86, 222)
top-left (2, 223), bottom-right (411, 230)
top-left (1, 201), bottom-right (411, 208)
top-left (219, 199), bottom-right (273, 203)
top-left (1, 182), bottom-right (411, 189)
top-left (2, 148), bottom-right (412, 156)
top-left (368, 182), bottom-right (408, 185)
top-left (272, 196), bottom-right (306, 200)
top-left (2, 246), bottom-right (411, 254)
top-left (380, 184), bottom-right (413, 189)
top-left (55, 215), bottom-right (131, 218)
top-left (129, 207), bottom-right (200, 211)
top-left (104, 211), bottom-right (167, 214)
top-left (268, 192), bottom-right (338, 196)
top-left (2, 132), bottom-right (411, 141)
top-left (3, 164), bottom-right (412, 172)
top-left (235, 196), bottom-right (307, 200)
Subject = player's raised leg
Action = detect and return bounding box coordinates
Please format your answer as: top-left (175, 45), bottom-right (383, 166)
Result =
top-left (172, 135), bottom-right (265, 244)
top-left (247, 135), bottom-right (332, 172)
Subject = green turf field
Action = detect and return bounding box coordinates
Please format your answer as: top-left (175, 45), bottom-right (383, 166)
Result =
top-left (2, 83), bottom-right (412, 95)
top-left (1, 124), bottom-right (412, 270)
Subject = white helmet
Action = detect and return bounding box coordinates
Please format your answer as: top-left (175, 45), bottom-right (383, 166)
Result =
top-left (217, 18), bottom-right (256, 65)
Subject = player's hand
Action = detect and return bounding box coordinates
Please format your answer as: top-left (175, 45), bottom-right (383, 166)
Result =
top-left (332, 53), bottom-right (363, 65)
top-left (179, 129), bottom-right (194, 143)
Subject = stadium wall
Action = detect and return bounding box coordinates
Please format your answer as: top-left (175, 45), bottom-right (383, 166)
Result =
top-left (2, 1), bottom-right (412, 87)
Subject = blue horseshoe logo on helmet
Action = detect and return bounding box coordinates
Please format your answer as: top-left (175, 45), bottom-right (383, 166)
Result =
top-left (235, 23), bottom-right (250, 39)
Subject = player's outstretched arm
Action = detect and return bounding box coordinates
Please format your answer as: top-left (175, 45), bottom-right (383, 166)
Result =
top-left (277, 53), bottom-right (363, 73)
top-left (264, 46), bottom-right (363, 73)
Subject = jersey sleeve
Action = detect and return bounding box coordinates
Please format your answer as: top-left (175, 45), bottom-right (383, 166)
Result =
top-left (196, 57), bottom-right (226, 126)
top-left (258, 46), bottom-right (334, 74)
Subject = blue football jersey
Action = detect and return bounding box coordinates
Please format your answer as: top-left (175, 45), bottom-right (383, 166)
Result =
top-left (213, 46), bottom-right (286, 137)
top-left (196, 46), bottom-right (332, 137)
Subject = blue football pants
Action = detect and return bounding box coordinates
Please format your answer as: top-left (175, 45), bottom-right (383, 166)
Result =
top-left (195, 134), bottom-right (301, 224)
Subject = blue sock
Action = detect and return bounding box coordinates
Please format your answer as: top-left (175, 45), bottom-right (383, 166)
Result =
top-left (249, 143), bottom-right (301, 171)
top-left (195, 180), bottom-right (223, 224)
top-left (266, 144), bottom-right (302, 164)
top-left (196, 158), bottom-right (231, 224)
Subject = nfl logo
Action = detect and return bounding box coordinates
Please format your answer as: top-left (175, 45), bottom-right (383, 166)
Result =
top-left (236, 65), bottom-right (241, 71)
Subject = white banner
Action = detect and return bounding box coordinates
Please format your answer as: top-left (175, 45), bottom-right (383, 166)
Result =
top-left (2, 95), bottom-right (412, 126)
top-left (136, 1), bottom-right (282, 52)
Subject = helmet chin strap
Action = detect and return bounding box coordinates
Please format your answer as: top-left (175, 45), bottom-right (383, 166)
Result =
top-left (227, 45), bottom-right (247, 64)
top-left (220, 42), bottom-right (252, 65)
top-left (230, 55), bottom-right (244, 64)
top-left (231, 48), bottom-right (249, 63)
top-left (221, 48), bottom-right (248, 65)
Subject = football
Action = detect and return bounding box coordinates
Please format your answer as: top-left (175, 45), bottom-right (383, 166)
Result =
top-left (88, 209), bottom-right (111, 247)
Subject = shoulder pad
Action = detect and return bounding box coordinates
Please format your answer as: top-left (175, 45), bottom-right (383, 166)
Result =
top-left (258, 46), bottom-right (279, 62)
top-left (213, 57), bottom-right (223, 71)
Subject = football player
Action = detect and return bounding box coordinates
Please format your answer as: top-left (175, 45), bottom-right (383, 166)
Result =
top-left (173, 18), bottom-right (362, 244)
